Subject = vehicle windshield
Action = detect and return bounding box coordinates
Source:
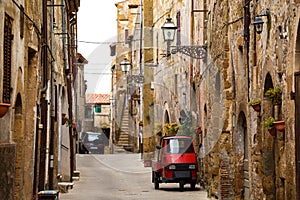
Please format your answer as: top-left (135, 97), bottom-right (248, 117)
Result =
top-left (166, 138), bottom-right (194, 154)
top-left (84, 133), bottom-right (103, 143)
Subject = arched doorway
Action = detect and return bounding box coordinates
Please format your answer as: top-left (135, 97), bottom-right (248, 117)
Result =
top-left (237, 111), bottom-right (249, 199)
top-left (263, 72), bottom-right (276, 198)
top-left (164, 110), bottom-right (170, 124)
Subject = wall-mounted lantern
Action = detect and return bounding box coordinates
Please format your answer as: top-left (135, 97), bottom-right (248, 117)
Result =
top-left (161, 16), bottom-right (207, 59)
top-left (120, 57), bottom-right (131, 74)
top-left (253, 9), bottom-right (270, 34)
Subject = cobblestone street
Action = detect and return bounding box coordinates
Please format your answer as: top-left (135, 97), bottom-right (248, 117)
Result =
top-left (60, 154), bottom-right (211, 200)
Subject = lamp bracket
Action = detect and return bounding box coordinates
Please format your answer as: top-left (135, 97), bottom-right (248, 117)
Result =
top-left (127, 74), bottom-right (144, 84)
top-left (171, 45), bottom-right (207, 59)
top-left (257, 8), bottom-right (270, 17)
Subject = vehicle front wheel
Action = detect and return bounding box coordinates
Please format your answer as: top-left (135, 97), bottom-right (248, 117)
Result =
top-left (190, 183), bottom-right (196, 190)
top-left (153, 172), bottom-right (159, 190)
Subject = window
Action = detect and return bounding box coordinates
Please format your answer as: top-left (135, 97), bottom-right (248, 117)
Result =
top-left (166, 138), bottom-right (194, 154)
top-left (95, 104), bottom-right (101, 113)
top-left (3, 14), bottom-right (13, 103)
top-left (85, 106), bottom-right (92, 118)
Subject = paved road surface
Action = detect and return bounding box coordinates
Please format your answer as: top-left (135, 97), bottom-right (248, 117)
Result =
top-left (60, 153), bottom-right (211, 200)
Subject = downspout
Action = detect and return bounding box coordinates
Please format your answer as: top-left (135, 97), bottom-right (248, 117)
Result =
top-left (244, 0), bottom-right (250, 101)
top-left (61, 0), bottom-right (74, 182)
top-left (38, 0), bottom-right (48, 191)
top-left (48, 0), bottom-right (55, 189)
top-left (139, 0), bottom-right (144, 157)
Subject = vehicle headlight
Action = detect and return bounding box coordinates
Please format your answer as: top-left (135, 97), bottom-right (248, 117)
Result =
top-left (168, 165), bottom-right (176, 170)
top-left (189, 164), bottom-right (196, 169)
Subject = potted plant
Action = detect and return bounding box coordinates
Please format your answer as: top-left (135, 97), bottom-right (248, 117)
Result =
top-left (62, 113), bottom-right (67, 125)
top-left (163, 123), bottom-right (179, 136)
top-left (154, 123), bottom-right (163, 136)
top-left (139, 121), bottom-right (143, 126)
top-left (264, 117), bottom-right (275, 136)
top-left (273, 120), bottom-right (285, 132)
top-left (0, 103), bottom-right (11, 118)
top-left (248, 99), bottom-right (261, 112)
top-left (265, 87), bottom-right (282, 105)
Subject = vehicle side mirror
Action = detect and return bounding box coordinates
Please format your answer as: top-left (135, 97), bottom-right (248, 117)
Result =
top-left (156, 145), bottom-right (161, 150)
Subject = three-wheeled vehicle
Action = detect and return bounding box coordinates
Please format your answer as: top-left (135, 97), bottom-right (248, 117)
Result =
top-left (152, 136), bottom-right (198, 191)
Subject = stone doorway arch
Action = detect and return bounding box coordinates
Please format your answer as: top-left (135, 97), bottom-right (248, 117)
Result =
top-left (262, 72), bottom-right (276, 198)
top-left (236, 111), bottom-right (249, 199)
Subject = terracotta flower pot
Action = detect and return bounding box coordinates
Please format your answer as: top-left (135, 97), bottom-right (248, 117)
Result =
top-left (251, 102), bottom-right (261, 112)
top-left (0, 103), bottom-right (11, 118)
top-left (62, 113), bottom-right (67, 125)
top-left (273, 120), bottom-right (285, 132)
top-left (268, 127), bottom-right (276, 136)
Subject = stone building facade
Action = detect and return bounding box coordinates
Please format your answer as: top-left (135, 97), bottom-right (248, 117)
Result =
top-left (0, 0), bottom-right (81, 199)
top-left (196, 1), bottom-right (300, 199)
top-left (114, 0), bottom-right (300, 199)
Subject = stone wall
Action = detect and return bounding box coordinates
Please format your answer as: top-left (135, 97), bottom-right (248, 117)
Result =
top-left (0, 144), bottom-right (16, 200)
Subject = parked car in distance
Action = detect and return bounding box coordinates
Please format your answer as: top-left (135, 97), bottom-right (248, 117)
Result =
top-left (79, 132), bottom-right (105, 154)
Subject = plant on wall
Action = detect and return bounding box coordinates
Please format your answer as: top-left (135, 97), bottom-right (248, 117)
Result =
top-left (163, 123), bottom-right (179, 136)
top-left (248, 99), bottom-right (261, 112)
top-left (154, 123), bottom-right (163, 136)
top-left (177, 113), bottom-right (196, 137)
top-left (265, 87), bottom-right (282, 105)
top-left (263, 116), bottom-right (275, 136)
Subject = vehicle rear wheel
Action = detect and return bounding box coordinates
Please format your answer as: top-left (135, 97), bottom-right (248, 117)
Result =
top-left (179, 181), bottom-right (184, 192)
top-left (154, 180), bottom-right (159, 189)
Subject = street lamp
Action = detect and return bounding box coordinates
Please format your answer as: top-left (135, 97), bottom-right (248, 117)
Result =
top-left (120, 57), bottom-right (131, 73)
top-left (253, 9), bottom-right (270, 34)
top-left (161, 16), bottom-right (177, 57)
top-left (161, 16), bottom-right (207, 59)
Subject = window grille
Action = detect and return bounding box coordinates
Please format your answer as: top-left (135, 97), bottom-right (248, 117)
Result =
top-left (3, 14), bottom-right (13, 104)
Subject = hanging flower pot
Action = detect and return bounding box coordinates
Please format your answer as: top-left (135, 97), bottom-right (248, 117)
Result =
top-left (248, 99), bottom-right (261, 112)
top-left (264, 117), bottom-right (275, 136)
top-left (273, 120), bottom-right (285, 132)
top-left (251, 102), bottom-right (261, 112)
top-left (0, 103), bottom-right (11, 118)
top-left (62, 113), bottom-right (67, 125)
top-left (268, 127), bottom-right (276, 136)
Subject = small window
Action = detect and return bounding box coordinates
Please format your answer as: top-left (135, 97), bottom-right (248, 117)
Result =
top-left (85, 106), bottom-right (92, 118)
top-left (95, 104), bottom-right (101, 113)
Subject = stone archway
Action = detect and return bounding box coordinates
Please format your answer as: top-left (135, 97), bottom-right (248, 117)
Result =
top-left (262, 72), bottom-right (276, 198)
top-left (234, 111), bottom-right (249, 199)
top-left (13, 93), bottom-right (24, 200)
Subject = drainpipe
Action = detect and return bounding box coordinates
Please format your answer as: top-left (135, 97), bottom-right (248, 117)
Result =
top-left (139, 0), bottom-right (144, 158)
top-left (61, 0), bottom-right (74, 182)
top-left (38, 0), bottom-right (48, 191)
top-left (244, 0), bottom-right (250, 101)
top-left (48, 0), bottom-right (55, 189)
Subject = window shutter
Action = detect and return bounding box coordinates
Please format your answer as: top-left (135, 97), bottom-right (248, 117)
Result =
top-left (3, 14), bottom-right (13, 104)
top-left (176, 11), bottom-right (181, 46)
